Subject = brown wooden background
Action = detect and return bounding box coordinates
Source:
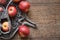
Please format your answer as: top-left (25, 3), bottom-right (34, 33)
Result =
top-left (2, 0), bottom-right (60, 40)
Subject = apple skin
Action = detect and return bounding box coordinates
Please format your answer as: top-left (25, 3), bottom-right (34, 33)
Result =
top-left (0, 0), bottom-right (6, 5)
top-left (0, 7), bottom-right (3, 12)
top-left (2, 22), bottom-right (9, 32)
top-left (18, 25), bottom-right (30, 37)
top-left (8, 6), bottom-right (17, 17)
top-left (13, 0), bottom-right (21, 3)
top-left (19, 1), bottom-right (30, 13)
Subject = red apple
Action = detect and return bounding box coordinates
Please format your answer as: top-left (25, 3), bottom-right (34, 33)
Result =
top-left (8, 6), bottom-right (17, 17)
top-left (18, 25), bottom-right (30, 37)
top-left (0, 7), bottom-right (3, 12)
top-left (2, 22), bottom-right (9, 32)
top-left (13, 0), bottom-right (21, 3)
top-left (0, 0), bottom-right (6, 5)
top-left (19, 1), bottom-right (30, 13)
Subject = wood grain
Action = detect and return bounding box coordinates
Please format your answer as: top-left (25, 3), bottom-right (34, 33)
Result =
top-left (27, 0), bottom-right (60, 4)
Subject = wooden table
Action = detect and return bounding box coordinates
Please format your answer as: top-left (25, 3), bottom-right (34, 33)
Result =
top-left (2, 0), bottom-right (60, 40)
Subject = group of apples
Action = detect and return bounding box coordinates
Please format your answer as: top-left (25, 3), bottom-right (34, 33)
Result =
top-left (8, 0), bottom-right (30, 17)
top-left (0, 0), bottom-right (30, 37)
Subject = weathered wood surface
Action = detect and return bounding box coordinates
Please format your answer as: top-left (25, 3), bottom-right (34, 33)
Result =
top-left (2, 0), bottom-right (60, 40)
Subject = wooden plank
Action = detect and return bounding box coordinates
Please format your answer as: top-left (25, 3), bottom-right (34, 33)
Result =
top-left (27, 0), bottom-right (60, 3)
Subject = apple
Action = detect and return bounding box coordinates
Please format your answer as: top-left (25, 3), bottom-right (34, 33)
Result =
top-left (0, 0), bottom-right (6, 5)
top-left (13, 0), bottom-right (21, 3)
top-left (2, 22), bottom-right (9, 32)
top-left (8, 6), bottom-right (17, 17)
top-left (19, 1), bottom-right (30, 13)
top-left (0, 7), bottom-right (3, 12)
top-left (18, 25), bottom-right (30, 37)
